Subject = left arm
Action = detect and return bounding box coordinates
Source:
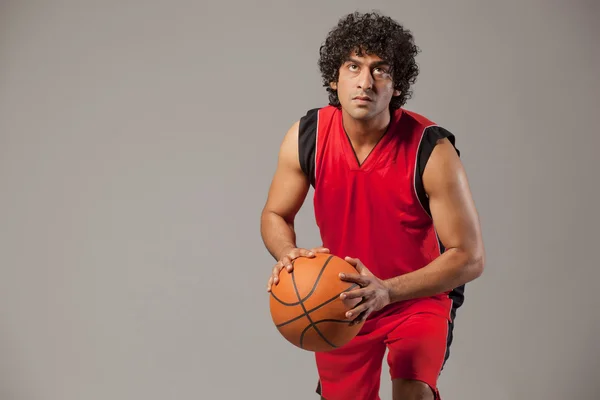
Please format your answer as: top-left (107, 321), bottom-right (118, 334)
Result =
top-left (384, 137), bottom-right (485, 302)
top-left (340, 138), bottom-right (485, 323)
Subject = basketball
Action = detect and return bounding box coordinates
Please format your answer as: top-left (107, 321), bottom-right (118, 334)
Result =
top-left (269, 253), bottom-right (365, 352)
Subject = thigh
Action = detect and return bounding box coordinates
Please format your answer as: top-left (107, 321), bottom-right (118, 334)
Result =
top-left (385, 312), bottom-right (450, 399)
top-left (315, 330), bottom-right (387, 400)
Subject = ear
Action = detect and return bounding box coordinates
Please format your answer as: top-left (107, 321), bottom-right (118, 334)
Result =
top-left (393, 89), bottom-right (401, 97)
top-left (330, 81), bottom-right (337, 90)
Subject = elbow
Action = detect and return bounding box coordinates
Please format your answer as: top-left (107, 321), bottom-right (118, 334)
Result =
top-left (448, 246), bottom-right (485, 283)
top-left (469, 250), bottom-right (485, 280)
top-left (452, 246), bottom-right (485, 282)
top-left (261, 208), bottom-right (282, 225)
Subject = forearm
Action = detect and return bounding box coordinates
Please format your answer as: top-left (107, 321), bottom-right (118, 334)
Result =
top-left (260, 210), bottom-right (297, 261)
top-left (384, 248), bottom-right (484, 303)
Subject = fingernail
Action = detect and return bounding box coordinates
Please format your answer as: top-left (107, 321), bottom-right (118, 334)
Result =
top-left (340, 293), bottom-right (346, 299)
top-left (339, 273), bottom-right (345, 278)
top-left (308, 252), bottom-right (314, 256)
top-left (347, 312), bottom-right (352, 317)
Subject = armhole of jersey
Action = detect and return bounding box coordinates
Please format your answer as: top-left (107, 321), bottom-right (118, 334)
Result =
top-left (415, 126), bottom-right (461, 218)
top-left (298, 108), bottom-right (318, 188)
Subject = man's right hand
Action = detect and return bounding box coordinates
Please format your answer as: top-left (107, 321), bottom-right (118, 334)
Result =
top-left (267, 246), bottom-right (330, 292)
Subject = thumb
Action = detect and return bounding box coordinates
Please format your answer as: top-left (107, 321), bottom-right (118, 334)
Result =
top-left (345, 257), bottom-right (373, 276)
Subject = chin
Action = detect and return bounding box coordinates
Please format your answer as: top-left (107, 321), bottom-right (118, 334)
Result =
top-left (343, 106), bottom-right (373, 120)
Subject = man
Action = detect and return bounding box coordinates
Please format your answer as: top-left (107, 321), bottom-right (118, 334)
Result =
top-left (260, 11), bottom-right (485, 400)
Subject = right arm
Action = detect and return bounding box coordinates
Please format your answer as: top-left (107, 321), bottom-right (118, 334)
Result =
top-left (260, 121), bottom-right (328, 291)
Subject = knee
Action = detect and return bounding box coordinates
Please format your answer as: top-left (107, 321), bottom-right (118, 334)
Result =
top-left (392, 378), bottom-right (435, 400)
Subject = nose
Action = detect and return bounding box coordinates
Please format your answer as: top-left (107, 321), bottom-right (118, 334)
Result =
top-left (357, 68), bottom-right (374, 91)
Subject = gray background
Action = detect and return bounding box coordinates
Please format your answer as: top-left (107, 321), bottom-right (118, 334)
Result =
top-left (1, 1), bottom-right (598, 399)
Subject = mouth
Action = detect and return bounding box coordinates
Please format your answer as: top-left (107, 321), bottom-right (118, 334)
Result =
top-left (353, 96), bottom-right (372, 102)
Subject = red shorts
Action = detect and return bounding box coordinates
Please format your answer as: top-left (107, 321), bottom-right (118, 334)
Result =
top-left (315, 300), bottom-right (454, 400)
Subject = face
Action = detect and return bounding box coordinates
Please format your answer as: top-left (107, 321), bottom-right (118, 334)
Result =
top-left (330, 51), bottom-right (400, 121)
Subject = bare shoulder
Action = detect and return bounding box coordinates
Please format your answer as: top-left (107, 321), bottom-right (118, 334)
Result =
top-left (262, 120), bottom-right (309, 218)
top-left (422, 137), bottom-right (466, 195)
top-left (277, 120), bottom-right (301, 170)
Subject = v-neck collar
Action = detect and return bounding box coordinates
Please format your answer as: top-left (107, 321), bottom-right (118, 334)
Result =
top-left (338, 109), bottom-right (400, 171)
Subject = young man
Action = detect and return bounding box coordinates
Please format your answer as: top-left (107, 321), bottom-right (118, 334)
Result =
top-left (260, 11), bottom-right (485, 400)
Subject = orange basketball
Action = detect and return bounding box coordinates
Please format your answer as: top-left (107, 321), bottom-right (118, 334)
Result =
top-left (269, 253), bottom-right (365, 352)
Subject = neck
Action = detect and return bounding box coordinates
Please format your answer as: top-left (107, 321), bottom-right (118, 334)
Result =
top-left (341, 108), bottom-right (391, 146)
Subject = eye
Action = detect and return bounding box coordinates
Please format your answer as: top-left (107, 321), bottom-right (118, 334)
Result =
top-left (348, 64), bottom-right (359, 71)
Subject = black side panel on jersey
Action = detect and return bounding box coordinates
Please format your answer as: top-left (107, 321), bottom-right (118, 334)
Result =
top-left (415, 125), bottom-right (460, 217)
top-left (298, 108), bottom-right (319, 188)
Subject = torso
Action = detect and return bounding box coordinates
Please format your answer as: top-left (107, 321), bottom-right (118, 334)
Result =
top-left (299, 105), bottom-right (460, 320)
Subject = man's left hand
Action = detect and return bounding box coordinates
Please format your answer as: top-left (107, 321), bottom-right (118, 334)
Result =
top-left (339, 257), bottom-right (391, 325)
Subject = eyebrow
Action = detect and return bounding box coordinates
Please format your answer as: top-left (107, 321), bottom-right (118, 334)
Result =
top-left (343, 57), bottom-right (391, 68)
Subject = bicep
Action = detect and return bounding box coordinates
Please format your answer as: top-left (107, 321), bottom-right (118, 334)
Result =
top-left (262, 121), bottom-right (310, 222)
top-left (423, 138), bottom-right (483, 255)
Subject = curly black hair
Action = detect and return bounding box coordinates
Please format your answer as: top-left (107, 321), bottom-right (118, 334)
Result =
top-left (318, 11), bottom-right (420, 110)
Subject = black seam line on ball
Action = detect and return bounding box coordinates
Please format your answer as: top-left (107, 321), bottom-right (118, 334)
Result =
top-left (299, 319), bottom-right (356, 350)
top-left (292, 257), bottom-right (336, 349)
top-left (269, 255), bottom-right (333, 306)
top-left (275, 283), bottom-right (359, 328)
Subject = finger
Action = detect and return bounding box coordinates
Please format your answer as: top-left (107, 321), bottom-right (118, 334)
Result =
top-left (350, 310), bottom-right (369, 326)
top-left (347, 297), bottom-right (368, 325)
top-left (311, 247), bottom-right (330, 254)
top-left (267, 276), bottom-right (273, 292)
top-left (272, 261), bottom-right (282, 273)
top-left (297, 248), bottom-right (316, 258)
top-left (272, 262), bottom-right (283, 284)
top-left (340, 288), bottom-right (368, 300)
top-left (345, 257), bottom-right (374, 276)
top-left (339, 272), bottom-right (369, 287)
top-left (344, 256), bottom-right (358, 267)
top-left (345, 256), bottom-right (367, 272)
top-left (346, 303), bottom-right (369, 320)
top-left (281, 256), bottom-right (294, 272)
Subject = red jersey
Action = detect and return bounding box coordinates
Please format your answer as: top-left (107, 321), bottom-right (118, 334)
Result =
top-left (298, 105), bottom-right (464, 322)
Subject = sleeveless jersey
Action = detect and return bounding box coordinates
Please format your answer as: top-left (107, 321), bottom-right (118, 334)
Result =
top-left (298, 105), bottom-right (465, 321)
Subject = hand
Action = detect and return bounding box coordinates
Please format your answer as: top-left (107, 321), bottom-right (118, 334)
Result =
top-left (267, 246), bottom-right (330, 292)
top-left (339, 257), bottom-right (391, 325)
